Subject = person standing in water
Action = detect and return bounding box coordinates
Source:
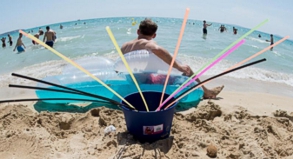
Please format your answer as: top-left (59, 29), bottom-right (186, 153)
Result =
top-left (32, 30), bottom-right (44, 45)
top-left (43, 26), bottom-right (55, 47)
top-left (121, 18), bottom-right (224, 99)
top-left (203, 20), bottom-right (212, 35)
top-left (266, 34), bottom-right (274, 51)
top-left (1, 37), bottom-right (6, 48)
top-left (13, 33), bottom-right (26, 53)
top-left (60, 24), bottom-right (63, 29)
top-left (8, 34), bottom-right (13, 46)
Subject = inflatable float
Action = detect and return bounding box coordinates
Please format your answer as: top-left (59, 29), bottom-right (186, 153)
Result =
top-left (35, 50), bottom-right (204, 108)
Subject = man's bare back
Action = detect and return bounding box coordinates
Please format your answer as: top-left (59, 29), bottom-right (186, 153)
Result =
top-left (44, 30), bottom-right (54, 42)
top-left (121, 39), bottom-right (156, 54)
top-left (43, 26), bottom-right (55, 47)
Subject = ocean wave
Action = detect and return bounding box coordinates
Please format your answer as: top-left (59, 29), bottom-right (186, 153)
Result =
top-left (247, 37), bottom-right (268, 44)
top-left (1, 54), bottom-right (292, 88)
top-left (56, 35), bottom-right (81, 42)
top-left (178, 55), bottom-right (293, 87)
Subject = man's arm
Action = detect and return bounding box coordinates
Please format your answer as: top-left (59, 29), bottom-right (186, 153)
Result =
top-left (43, 32), bottom-right (46, 42)
top-left (13, 40), bottom-right (18, 51)
top-left (22, 41), bottom-right (26, 48)
top-left (146, 43), bottom-right (191, 75)
top-left (120, 43), bottom-right (127, 54)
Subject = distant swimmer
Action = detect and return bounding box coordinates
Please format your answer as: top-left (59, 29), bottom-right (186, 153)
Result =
top-left (60, 24), bottom-right (63, 29)
top-left (233, 27), bottom-right (238, 35)
top-left (219, 25), bottom-right (227, 33)
top-left (43, 26), bottom-right (55, 48)
top-left (1, 37), bottom-right (6, 48)
top-left (258, 34), bottom-right (261, 38)
top-left (13, 33), bottom-right (26, 53)
top-left (266, 34), bottom-right (274, 51)
top-left (203, 20), bottom-right (212, 35)
top-left (8, 34), bottom-right (13, 46)
top-left (84, 22), bottom-right (86, 25)
top-left (32, 30), bottom-right (44, 45)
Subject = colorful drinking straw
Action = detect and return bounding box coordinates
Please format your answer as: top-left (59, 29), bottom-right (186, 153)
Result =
top-left (19, 30), bottom-right (136, 110)
top-left (156, 39), bottom-right (245, 111)
top-left (159, 8), bottom-right (190, 106)
top-left (106, 26), bottom-right (150, 112)
top-left (158, 19), bottom-right (268, 110)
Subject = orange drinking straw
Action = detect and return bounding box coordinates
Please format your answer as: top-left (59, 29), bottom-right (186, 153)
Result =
top-left (159, 8), bottom-right (190, 106)
top-left (19, 30), bottom-right (136, 110)
top-left (163, 35), bottom-right (289, 110)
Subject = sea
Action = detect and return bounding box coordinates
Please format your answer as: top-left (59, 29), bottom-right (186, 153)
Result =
top-left (0, 17), bottom-right (293, 98)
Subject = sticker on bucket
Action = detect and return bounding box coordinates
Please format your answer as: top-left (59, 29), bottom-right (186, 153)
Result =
top-left (143, 124), bottom-right (163, 135)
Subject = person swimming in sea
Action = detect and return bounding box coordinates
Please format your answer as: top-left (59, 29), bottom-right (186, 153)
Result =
top-left (8, 34), bottom-right (13, 46)
top-left (1, 37), bottom-right (6, 48)
top-left (233, 27), bottom-right (238, 35)
top-left (258, 34), bottom-right (261, 38)
top-left (32, 30), bottom-right (44, 45)
top-left (43, 26), bottom-right (55, 48)
top-left (219, 25), bottom-right (227, 33)
top-left (60, 24), bottom-right (63, 29)
top-left (13, 33), bottom-right (26, 53)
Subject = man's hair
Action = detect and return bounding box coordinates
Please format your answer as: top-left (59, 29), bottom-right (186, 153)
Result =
top-left (39, 30), bottom-right (44, 35)
top-left (139, 18), bottom-right (158, 36)
top-left (46, 26), bottom-right (50, 30)
top-left (203, 20), bottom-right (206, 23)
top-left (270, 34), bottom-right (273, 36)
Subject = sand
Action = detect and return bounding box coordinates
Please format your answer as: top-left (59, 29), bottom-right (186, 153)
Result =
top-left (0, 90), bottom-right (293, 159)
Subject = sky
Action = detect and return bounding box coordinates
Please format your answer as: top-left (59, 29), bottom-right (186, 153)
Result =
top-left (0, 0), bottom-right (292, 39)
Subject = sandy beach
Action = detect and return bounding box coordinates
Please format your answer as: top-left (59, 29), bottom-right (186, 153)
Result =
top-left (0, 81), bottom-right (293, 159)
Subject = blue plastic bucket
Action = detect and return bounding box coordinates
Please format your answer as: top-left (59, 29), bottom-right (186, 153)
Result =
top-left (121, 91), bottom-right (178, 142)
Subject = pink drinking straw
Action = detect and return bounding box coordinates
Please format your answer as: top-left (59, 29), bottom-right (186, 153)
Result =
top-left (156, 39), bottom-right (245, 111)
top-left (163, 35), bottom-right (289, 110)
top-left (159, 8), bottom-right (190, 106)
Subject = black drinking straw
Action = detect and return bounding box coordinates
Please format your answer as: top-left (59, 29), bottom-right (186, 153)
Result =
top-left (9, 84), bottom-right (125, 106)
top-left (175, 58), bottom-right (266, 101)
top-left (0, 98), bottom-right (113, 104)
top-left (10, 73), bottom-right (133, 109)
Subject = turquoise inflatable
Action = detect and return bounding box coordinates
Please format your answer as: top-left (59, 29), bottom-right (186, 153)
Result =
top-left (35, 50), bottom-right (203, 108)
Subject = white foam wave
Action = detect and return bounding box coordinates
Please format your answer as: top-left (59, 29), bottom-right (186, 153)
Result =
top-left (247, 37), bottom-right (268, 44)
top-left (0, 60), bottom-right (66, 87)
top-left (56, 35), bottom-right (81, 42)
top-left (1, 53), bottom-right (292, 89)
top-left (126, 28), bottom-right (132, 34)
top-left (248, 44), bottom-right (260, 49)
top-left (272, 51), bottom-right (281, 56)
top-left (178, 55), bottom-right (293, 87)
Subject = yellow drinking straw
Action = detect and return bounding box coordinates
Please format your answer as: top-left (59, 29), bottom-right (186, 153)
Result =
top-left (163, 35), bottom-right (289, 109)
top-left (19, 30), bottom-right (136, 110)
top-left (106, 26), bottom-right (150, 112)
top-left (159, 8), bottom-right (190, 106)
